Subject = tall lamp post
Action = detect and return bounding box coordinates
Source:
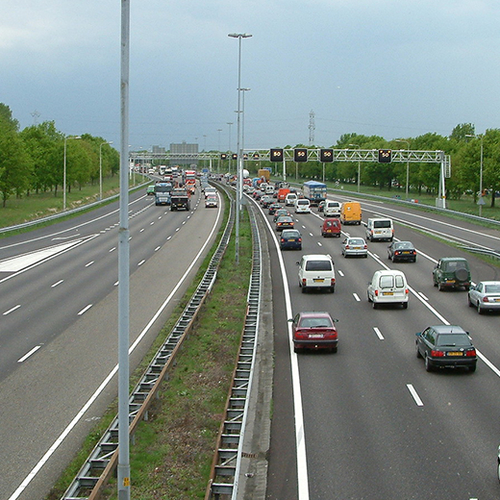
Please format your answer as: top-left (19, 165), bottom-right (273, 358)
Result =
top-left (227, 122), bottom-right (233, 174)
top-left (466, 134), bottom-right (484, 216)
top-left (349, 143), bottom-right (361, 192)
top-left (100, 141), bottom-right (113, 201)
top-left (228, 32), bottom-right (252, 264)
top-left (63, 135), bottom-right (81, 211)
top-left (395, 139), bottom-right (410, 199)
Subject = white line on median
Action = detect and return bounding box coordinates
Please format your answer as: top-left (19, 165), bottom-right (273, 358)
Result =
top-left (18, 345), bottom-right (41, 363)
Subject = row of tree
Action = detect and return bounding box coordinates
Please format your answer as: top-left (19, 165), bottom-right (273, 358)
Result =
top-left (0, 104), bottom-right (119, 207)
top-left (2, 101), bottom-right (498, 209)
top-left (245, 123), bottom-right (498, 207)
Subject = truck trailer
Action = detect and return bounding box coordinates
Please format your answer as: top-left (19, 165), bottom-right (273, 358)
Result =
top-left (302, 180), bottom-right (327, 206)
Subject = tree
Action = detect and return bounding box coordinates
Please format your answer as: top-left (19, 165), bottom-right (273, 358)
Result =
top-left (20, 121), bottom-right (63, 194)
top-left (0, 116), bottom-right (33, 206)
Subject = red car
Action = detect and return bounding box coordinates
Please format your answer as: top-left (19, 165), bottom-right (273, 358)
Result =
top-left (321, 218), bottom-right (341, 238)
top-left (290, 311), bottom-right (338, 353)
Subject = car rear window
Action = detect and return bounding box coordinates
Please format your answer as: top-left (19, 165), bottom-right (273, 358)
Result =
top-left (379, 274), bottom-right (405, 288)
top-left (436, 334), bottom-right (471, 347)
top-left (443, 260), bottom-right (469, 271)
top-left (485, 284), bottom-right (500, 293)
top-left (374, 220), bottom-right (391, 228)
top-left (300, 317), bottom-right (333, 328)
top-left (305, 260), bottom-right (332, 271)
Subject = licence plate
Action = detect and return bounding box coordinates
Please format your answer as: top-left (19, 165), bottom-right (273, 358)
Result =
top-left (382, 292), bottom-right (394, 296)
top-left (447, 351), bottom-right (463, 356)
top-left (402, 251), bottom-right (410, 254)
top-left (309, 334), bottom-right (324, 339)
top-left (494, 298), bottom-right (500, 302)
top-left (353, 246), bottom-right (361, 249)
top-left (313, 279), bottom-right (324, 283)
top-left (289, 238), bottom-right (295, 242)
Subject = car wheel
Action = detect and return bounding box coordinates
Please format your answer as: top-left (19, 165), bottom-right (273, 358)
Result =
top-left (469, 363), bottom-right (477, 373)
top-left (331, 346), bottom-right (338, 353)
top-left (416, 344), bottom-right (422, 358)
top-left (402, 302), bottom-right (408, 309)
top-left (413, 257), bottom-right (417, 262)
top-left (330, 286), bottom-right (335, 293)
top-left (425, 354), bottom-right (433, 372)
top-left (468, 296), bottom-right (473, 307)
top-left (438, 282), bottom-right (444, 291)
top-left (301, 286), bottom-right (307, 294)
top-left (367, 292), bottom-right (372, 303)
top-left (372, 301), bottom-right (378, 309)
top-left (364, 254), bottom-right (368, 258)
top-left (477, 303), bottom-right (483, 314)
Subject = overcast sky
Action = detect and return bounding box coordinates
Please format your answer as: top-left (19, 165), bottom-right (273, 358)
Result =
top-left (2, 0), bottom-right (499, 151)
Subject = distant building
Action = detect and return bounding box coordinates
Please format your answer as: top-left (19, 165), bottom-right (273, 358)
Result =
top-left (170, 141), bottom-right (198, 166)
top-left (152, 145), bottom-right (166, 154)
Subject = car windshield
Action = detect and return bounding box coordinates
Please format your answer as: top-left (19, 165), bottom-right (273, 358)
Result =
top-left (300, 317), bottom-right (333, 328)
top-left (485, 284), bottom-right (500, 294)
top-left (436, 334), bottom-right (472, 347)
top-left (305, 260), bottom-right (332, 271)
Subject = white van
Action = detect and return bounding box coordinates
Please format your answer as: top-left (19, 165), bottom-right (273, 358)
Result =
top-left (295, 198), bottom-right (311, 214)
top-left (297, 254), bottom-right (336, 293)
top-left (367, 269), bottom-right (409, 308)
top-left (324, 200), bottom-right (341, 217)
top-left (285, 193), bottom-right (298, 206)
top-left (366, 217), bottom-right (394, 242)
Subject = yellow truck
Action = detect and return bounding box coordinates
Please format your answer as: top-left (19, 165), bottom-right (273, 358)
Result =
top-left (340, 201), bottom-right (362, 225)
top-left (258, 169), bottom-right (270, 182)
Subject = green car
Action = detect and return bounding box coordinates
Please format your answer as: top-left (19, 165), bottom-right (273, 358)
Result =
top-left (433, 257), bottom-right (471, 291)
top-left (147, 185), bottom-right (155, 196)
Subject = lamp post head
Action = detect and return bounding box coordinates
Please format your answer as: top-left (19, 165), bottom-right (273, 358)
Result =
top-left (228, 33), bottom-right (252, 39)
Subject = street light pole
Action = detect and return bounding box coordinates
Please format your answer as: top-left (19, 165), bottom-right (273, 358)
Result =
top-left (349, 144), bottom-right (361, 192)
top-left (63, 135), bottom-right (81, 211)
top-left (465, 134), bottom-right (484, 216)
top-left (228, 32), bottom-right (252, 264)
top-left (395, 139), bottom-right (410, 199)
top-left (227, 122), bottom-right (233, 174)
top-left (100, 141), bottom-right (113, 201)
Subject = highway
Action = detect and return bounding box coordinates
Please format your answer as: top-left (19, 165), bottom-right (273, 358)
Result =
top-left (262, 194), bottom-right (500, 500)
top-left (0, 186), bottom-right (223, 500)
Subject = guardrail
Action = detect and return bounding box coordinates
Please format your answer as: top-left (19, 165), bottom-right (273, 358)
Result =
top-left (204, 198), bottom-right (263, 499)
top-left (61, 183), bottom-right (235, 499)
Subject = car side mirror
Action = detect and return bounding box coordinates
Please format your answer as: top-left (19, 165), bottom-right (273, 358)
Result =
top-left (288, 318), bottom-right (294, 323)
top-left (415, 332), bottom-right (422, 337)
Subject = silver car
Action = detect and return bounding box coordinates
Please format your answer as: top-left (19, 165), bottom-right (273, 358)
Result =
top-left (467, 281), bottom-right (500, 314)
top-left (341, 237), bottom-right (368, 258)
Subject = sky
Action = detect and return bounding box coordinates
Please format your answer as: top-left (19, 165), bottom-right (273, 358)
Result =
top-left (1, 0), bottom-right (500, 152)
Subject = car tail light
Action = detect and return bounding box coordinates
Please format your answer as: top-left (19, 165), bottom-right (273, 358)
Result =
top-left (280, 238), bottom-right (285, 243)
top-left (405, 289), bottom-right (409, 295)
top-left (298, 238), bottom-right (302, 242)
top-left (302, 278), bottom-right (307, 287)
top-left (483, 297), bottom-right (490, 303)
top-left (364, 244), bottom-right (367, 249)
top-left (431, 350), bottom-right (445, 357)
top-left (331, 278), bottom-right (336, 286)
top-left (466, 349), bottom-right (477, 357)
top-left (395, 250), bottom-right (401, 255)
top-left (374, 290), bottom-right (379, 296)
top-left (345, 245), bottom-right (350, 249)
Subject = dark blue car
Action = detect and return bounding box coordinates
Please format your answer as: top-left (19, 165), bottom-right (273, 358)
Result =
top-left (280, 229), bottom-right (302, 250)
